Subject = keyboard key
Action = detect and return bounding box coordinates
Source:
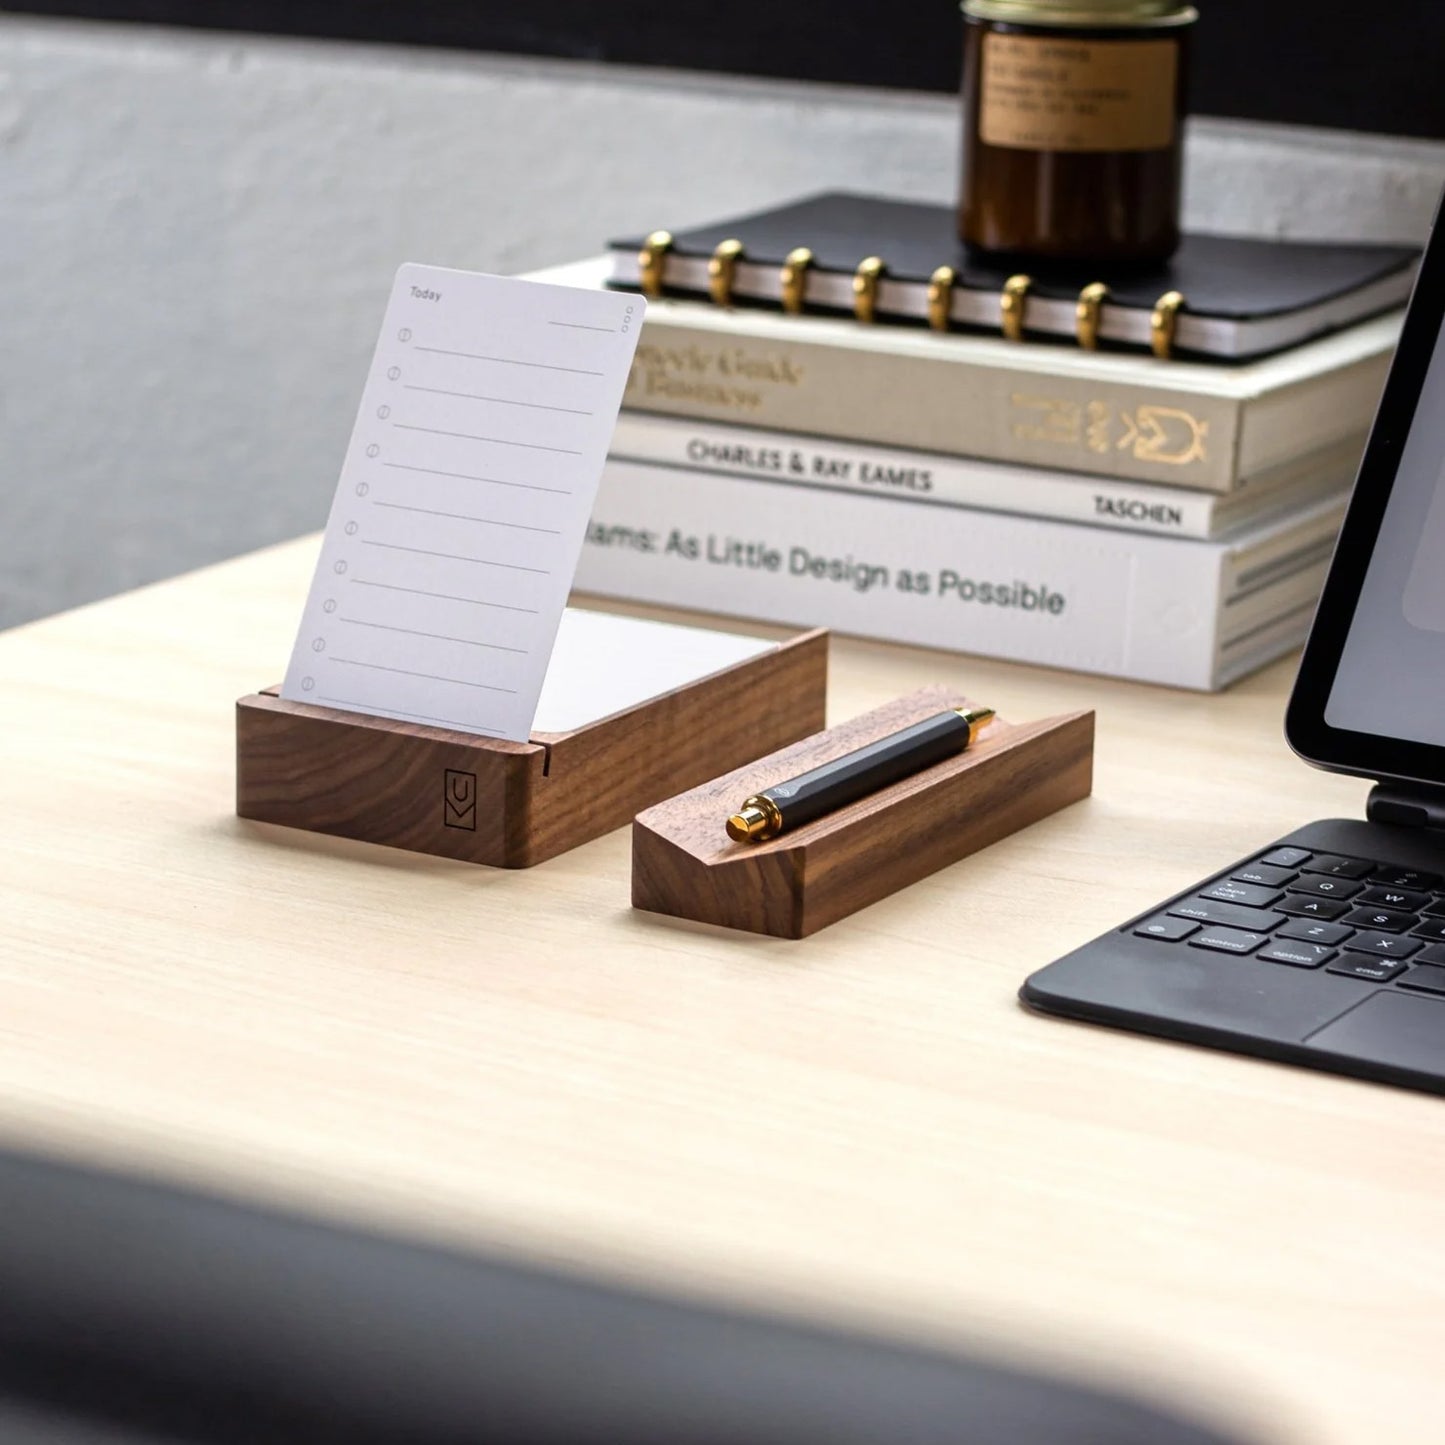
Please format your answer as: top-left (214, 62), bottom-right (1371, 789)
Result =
top-left (1286, 875), bottom-right (1363, 900)
top-left (1348, 931), bottom-right (1422, 960)
top-left (1370, 866), bottom-right (1442, 890)
top-left (1327, 954), bottom-right (1407, 983)
top-left (1340, 905), bottom-right (1418, 933)
top-left (1167, 898), bottom-right (1285, 931)
top-left (1275, 895), bottom-right (1349, 921)
top-left (1201, 880), bottom-right (1283, 909)
top-left (1397, 965), bottom-right (1445, 996)
top-left (1257, 941), bottom-right (1335, 969)
top-left (1411, 918), bottom-right (1445, 942)
top-left (1413, 943), bottom-right (1445, 966)
top-left (1421, 897), bottom-right (1445, 918)
top-left (1189, 926), bottom-right (1267, 955)
top-left (1134, 916), bottom-right (1199, 942)
top-left (1359, 885), bottom-right (1430, 912)
top-left (1299, 854), bottom-right (1373, 880)
top-left (1260, 847), bottom-right (1312, 868)
top-left (1230, 863), bottom-right (1298, 888)
top-left (1276, 918), bottom-right (1355, 946)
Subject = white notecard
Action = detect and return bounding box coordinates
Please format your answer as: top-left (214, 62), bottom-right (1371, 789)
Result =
top-left (532, 610), bottom-right (774, 733)
top-left (281, 264), bottom-right (645, 740)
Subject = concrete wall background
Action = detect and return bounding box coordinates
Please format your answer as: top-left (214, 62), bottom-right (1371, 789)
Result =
top-left (3, 15), bottom-right (1444, 629)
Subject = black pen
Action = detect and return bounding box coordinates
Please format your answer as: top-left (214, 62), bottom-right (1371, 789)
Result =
top-left (725, 706), bottom-right (996, 843)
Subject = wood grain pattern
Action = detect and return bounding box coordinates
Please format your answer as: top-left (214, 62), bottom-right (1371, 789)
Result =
top-left (236, 627), bottom-right (827, 867)
top-left (8, 537), bottom-right (1445, 1445)
top-left (236, 690), bottom-right (539, 866)
top-left (633, 688), bottom-right (1094, 936)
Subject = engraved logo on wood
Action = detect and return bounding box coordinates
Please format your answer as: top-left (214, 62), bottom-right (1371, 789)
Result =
top-left (444, 770), bottom-right (478, 831)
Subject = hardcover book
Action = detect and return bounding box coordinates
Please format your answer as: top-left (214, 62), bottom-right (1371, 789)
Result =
top-left (531, 255), bottom-right (1399, 492)
top-left (608, 192), bottom-right (1418, 361)
top-left (609, 412), bottom-right (1363, 542)
top-left (574, 460), bottom-right (1346, 691)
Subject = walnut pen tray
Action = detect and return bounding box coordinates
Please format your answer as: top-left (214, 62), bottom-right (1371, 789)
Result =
top-left (631, 686), bottom-right (1094, 937)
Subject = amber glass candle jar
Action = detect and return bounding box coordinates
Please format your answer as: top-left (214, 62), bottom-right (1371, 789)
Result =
top-left (959, 0), bottom-right (1196, 265)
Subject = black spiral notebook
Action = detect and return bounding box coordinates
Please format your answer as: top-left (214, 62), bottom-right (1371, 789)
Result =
top-left (608, 192), bottom-right (1418, 361)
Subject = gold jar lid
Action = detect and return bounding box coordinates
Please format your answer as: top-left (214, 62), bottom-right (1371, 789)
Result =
top-left (963, 0), bottom-right (1197, 25)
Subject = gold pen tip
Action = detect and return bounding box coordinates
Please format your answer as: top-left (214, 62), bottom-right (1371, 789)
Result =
top-left (955, 705), bottom-right (997, 743)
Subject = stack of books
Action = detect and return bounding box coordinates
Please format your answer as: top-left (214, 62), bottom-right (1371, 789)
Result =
top-left (539, 193), bottom-right (1416, 688)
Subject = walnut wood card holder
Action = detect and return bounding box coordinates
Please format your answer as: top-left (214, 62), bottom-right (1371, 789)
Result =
top-left (236, 627), bottom-right (828, 869)
top-left (632, 687), bottom-right (1094, 938)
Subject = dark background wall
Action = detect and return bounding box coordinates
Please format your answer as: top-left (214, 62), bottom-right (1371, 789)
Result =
top-left (5, 0), bottom-right (1444, 140)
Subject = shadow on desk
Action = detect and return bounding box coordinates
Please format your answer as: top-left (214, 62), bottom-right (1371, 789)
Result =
top-left (0, 1147), bottom-right (1255, 1445)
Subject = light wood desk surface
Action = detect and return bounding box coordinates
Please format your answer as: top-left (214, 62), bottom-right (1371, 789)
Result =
top-left (3, 538), bottom-right (1442, 1445)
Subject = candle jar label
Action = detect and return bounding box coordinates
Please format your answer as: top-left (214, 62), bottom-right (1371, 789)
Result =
top-left (980, 33), bottom-right (1178, 152)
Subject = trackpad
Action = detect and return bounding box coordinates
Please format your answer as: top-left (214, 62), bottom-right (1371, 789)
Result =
top-left (1310, 991), bottom-right (1445, 1076)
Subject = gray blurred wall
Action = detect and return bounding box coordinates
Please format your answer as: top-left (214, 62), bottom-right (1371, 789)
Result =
top-left (2, 15), bottom-right (1444, 628)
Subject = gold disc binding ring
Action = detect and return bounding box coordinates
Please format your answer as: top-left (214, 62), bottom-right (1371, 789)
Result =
top-left (927, 265), bottom-right (956, 333)
top-left (707, 238), bottom-right (745, 308)
top-left (1000, 273), bottom-right (1033, 343)
top-left (637, 230), bottom-right (673, 300)
top-left (1075, 282), bottom-right (1110, 351)
top-left (780, 247), bottom-right (815, 316)
top-left (1151, 289), bottom-right (1187, 360)
top-left (852, 255), bottom-right (887, 324)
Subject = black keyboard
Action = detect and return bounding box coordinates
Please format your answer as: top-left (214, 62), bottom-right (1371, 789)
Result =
top-left (1132, 846), bottom-right (1445, 995)
top-left (1024, 819), bottom-right (1445, 1094)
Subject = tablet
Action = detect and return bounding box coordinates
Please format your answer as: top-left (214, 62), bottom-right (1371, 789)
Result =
top-left (1287, 200), bottom-right (1445, 789)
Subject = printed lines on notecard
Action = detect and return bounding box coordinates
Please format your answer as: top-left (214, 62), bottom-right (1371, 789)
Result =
top-left (358, 539), bottom-right (551, 574)
top-left (327, 658), bottom-right (518, 693)
top-left (412, 345), bottom-right (604, 376)
top-left (381, 463), bottom-right (572, 496)
top-left (402, 384), bottom-right (594, 416)
top-left (372, 501), bottom-right (561, 534)
top-left (348, 579), bottom-right (540, 614)
top-left (335, 618), bottom-right (528, 653)
top-left (392, 423), bottom-right (583, 456)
